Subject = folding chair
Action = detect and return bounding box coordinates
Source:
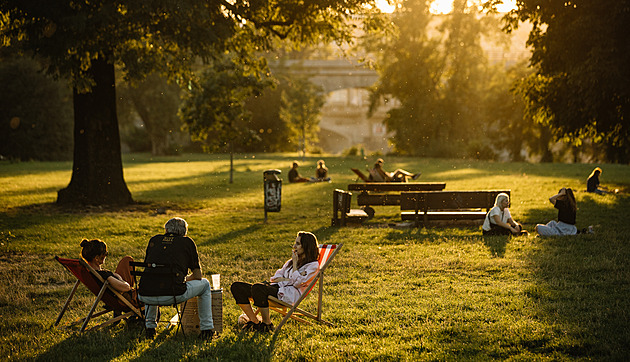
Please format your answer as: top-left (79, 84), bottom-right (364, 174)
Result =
top-left (257, 244), bottom-right (343, 336)
top-left (129, 261), bottom-right (187, 335)
top-left (54, 256), bottom-right (144, 333)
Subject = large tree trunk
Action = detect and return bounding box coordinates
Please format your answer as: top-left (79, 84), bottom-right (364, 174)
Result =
top-left (57, 56), bottom-right (133, 206)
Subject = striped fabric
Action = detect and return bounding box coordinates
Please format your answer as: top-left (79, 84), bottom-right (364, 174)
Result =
top-left (302, 244), bottom-right (337, 296)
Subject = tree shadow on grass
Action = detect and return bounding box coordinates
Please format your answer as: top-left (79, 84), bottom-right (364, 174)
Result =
top-left (196, 224), bottom-right (263, 247)
top-left (519, 195), bottom-right (630, 358)
top-left (37, 322), bottom-right (272, 361)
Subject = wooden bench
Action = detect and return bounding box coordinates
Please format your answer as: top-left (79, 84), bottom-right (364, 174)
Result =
top-left (400, 190), bottom-right (510, 227)
top-left (348, 182), bottom-right (446, 217)
top-left (331, 189), bottom-right (369, 226)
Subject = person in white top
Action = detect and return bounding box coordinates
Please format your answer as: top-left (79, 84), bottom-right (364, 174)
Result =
top-left (482, 193), bottom-right (526, 235)
top-left (230, 231), bottom-right (320, 333)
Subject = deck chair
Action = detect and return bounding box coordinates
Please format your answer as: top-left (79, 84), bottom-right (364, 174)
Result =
top-left (54, 256), bottom-right (144, 333)
top-left (351, 168), bottom-right (371, 182)
top-left (129, 261), bottom-right (187, 335)
top-left (257, 244), bottom-right (343, 337)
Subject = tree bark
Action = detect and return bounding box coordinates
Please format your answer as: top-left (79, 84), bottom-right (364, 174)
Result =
top-left (57, 56), bottom-right (133, 206)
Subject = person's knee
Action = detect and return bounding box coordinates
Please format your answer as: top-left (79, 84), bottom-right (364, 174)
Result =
top-left (198, 278), bottom-right (211, 295)
top-left (251, 283), bottom-right (266, 295)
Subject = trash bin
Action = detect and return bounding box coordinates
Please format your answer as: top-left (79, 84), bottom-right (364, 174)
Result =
top-left (263, 169), bottom-right (282, 221)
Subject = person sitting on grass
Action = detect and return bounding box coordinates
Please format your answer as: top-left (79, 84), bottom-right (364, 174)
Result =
top-left (482, 193), bottom-right (527, 236)
top-left (288, 161), bottom-right (313, 183)
top-left (368, 158), bottom-right (420, 182)
top-left (230, 231), bottom-right (320, 333)
top-left (80, 239), bottom-right (138, 304)
top-left (587, 167), bottom-right (610, 194)
top-left (315, 159), bottom-right (331, 182)
top-left (535, 187), bottom-right (583, 236)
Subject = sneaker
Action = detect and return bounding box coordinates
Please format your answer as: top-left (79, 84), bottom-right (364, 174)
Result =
top-left (412, 173), bottom-right (421, 180)
top-left (256, 322), bottom-right (274, 333)
top-left (145, 328), bottom-right (156, 339)
top-left (242, 321), bottom-right (258, 331)
top-left (200, 329), bottom-right (214, 340)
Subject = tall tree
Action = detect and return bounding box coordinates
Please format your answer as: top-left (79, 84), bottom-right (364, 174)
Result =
top-left (365, 0), bottom-right (495, 157)
top-left (504, 0), bottom-right (630, 162)
top-left (279, 76), bottom-right (325, 159)
top-left (179, 56), bottom-right (271, 183)
top-left (1, 0), bottom-right (378, 205)
top-left (117, 73), bottom-right (183, 156)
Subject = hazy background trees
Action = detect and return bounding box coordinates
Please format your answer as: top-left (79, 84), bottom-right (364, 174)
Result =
top-left (117, 73), bottom-right (184, 156)
top-left (279, 76), bottom-right (326, 159)
top-left (0, 56), bottom-right (73, 161)
top-left (365, 0), bottom-right (506, 159)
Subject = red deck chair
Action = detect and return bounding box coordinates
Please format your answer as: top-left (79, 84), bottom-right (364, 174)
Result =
top-left (53, 256), bottom-right (144, 332)
top-left (255, 244), bottom-right (343, 336)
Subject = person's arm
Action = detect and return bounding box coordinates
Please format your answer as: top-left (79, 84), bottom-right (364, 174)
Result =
top-left (106, 276), bottom-right (132, 292)
top-left (491, 214), bottom-right (518, 233)
top-left (286, 262), bottom-right (319, 287)
top-left (376, 166), bottom-right (393, 181)
top-left (186, 268), bottom-right (202, 281)
top-left (270, 260), bottom-right (290, 283)
top-left (549, 187), bottom-right (566, 205)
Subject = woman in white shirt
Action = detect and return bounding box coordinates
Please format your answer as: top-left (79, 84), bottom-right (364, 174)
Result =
top-left (482, 193), bottom-right (526, 235)
top-left (230, 231), bottom-right (320, 332)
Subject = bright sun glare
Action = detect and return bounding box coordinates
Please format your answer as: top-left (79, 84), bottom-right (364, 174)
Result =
top-left (375, 0), bottom-right (516, 14)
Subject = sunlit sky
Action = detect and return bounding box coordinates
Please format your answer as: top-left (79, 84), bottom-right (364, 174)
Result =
top-left (375, 0), bottom-right (517, 14)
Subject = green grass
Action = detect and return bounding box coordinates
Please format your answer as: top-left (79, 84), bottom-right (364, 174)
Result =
top-left (1, 154), bottom-right (629, 361)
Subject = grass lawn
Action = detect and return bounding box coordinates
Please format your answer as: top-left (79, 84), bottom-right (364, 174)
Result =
top-left (1, 153), bottom-right (629, 361)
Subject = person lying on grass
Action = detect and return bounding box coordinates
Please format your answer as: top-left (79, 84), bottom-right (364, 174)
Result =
top-left (482, 193), bottom-right (527, 236)
top-left (80, 238), bottom-right (139, 307)
top-left (230, 231), bottom-right (320, 333)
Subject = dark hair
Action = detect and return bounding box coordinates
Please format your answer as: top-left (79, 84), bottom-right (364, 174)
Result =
top-left (80, 239), bottom-right (108, 262)
top-left (565, 188), bottom-right (577, 212)
top-left (297, 231), bottom-right (319, 268)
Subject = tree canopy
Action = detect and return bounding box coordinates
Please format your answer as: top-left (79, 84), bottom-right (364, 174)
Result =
top-left (1, 0), bottom-right (380, 205)
top-left (504, 0), bottom-right (630, 162)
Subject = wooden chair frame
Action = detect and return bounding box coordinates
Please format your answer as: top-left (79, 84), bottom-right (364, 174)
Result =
top-left (54, 256), bottom-right (144, 333)
top-left (257, 244), bottom-right (343, 338)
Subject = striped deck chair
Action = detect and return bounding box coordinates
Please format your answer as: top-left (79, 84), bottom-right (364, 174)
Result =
top-left (259, 243), bottom-right (343, 335)
top-left (53, 256), bottom-right (143, 332)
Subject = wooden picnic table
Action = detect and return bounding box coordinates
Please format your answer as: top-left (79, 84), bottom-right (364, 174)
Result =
top-left (347, 182), bottom-right (447, 217)
top-left (348, 183), bottom-right (446, 193)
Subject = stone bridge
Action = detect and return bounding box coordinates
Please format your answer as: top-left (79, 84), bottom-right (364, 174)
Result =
top-left (269, 59), bottom-right (392, 154)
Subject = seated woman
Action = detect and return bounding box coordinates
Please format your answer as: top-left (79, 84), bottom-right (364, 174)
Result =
top-left (230, 231), bottom-right (320, 333)
top-left (369, 158), bottom-right (420, 182)
top-left (587, 167), bottom-right (609, 194)
top-left (288, 161), bottom-right (313, 183)
top-left (315, 159), bottom-right (331, 182)
top-left (482, 193), bottom-right (526, 235)
top-left (535, 187), bottom-right (579, 236)
top-left (80, 238), bottom-right (138, 306)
